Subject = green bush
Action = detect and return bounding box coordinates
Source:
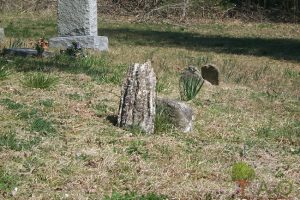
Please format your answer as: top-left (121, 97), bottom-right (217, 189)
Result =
top-left (231, 162), bottom-right (255, 181)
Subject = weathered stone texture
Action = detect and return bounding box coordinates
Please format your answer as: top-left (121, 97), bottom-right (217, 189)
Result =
top-left (117, 61), bottom-right (156, 134)
top-left (49, 0), bottom-right (108, 51)
top-left (49, 35), bottom-right (108, 51)
top-left (201, 64), bottom-right (219, 85)
top-left (58, 0), bottom-right (97, 36)
top-left (3, 48), bottom-right (54, 58)
top-left (157, 98), bottom-right (194, 133)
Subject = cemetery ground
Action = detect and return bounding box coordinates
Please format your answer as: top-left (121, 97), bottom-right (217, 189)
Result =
top-left (0, 13), bottom-right (300, 199)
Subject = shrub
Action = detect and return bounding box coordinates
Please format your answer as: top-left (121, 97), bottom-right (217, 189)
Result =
top-left (231, 162), bottom-right (255, 182)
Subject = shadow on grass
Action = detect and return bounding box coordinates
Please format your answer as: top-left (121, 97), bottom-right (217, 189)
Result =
top-left (102, 27), bottom-right (300, 62)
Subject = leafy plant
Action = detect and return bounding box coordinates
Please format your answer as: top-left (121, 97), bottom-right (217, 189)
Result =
top-left (22, 72), bottom-right (58, 89)
top-left (231, 162), bottom-right (255, 197)
top-left (64, 41), bottom-right (84, 57)
top-left (35, 43), bottom-right (45, 57)
top-left (231, 162), bottom-right (255, 182)
top-left (179, 75), bottom-right (204, 101)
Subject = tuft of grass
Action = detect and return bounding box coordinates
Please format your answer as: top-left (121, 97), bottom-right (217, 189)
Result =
top-left (0, 169), bottom-right (19, 193)
top-left (0, 98), bottom-right (24, 110)
top-left (93, 102), bottom-right (113, 117)
top-left (31, 117), bottom-right (56, 136)
top-left (0, 132), bottom-right (41, 151)
top-left (179, 76), bottom-right (204, 101)
top-left (17, 108), bottom-right (38, 120)
top-left (154, 105), bottom-right (175, 134)
top-left (22, 73), bottom-right (58, 89)
top-left (104, 192), bottom-right (167, 200)
top-left (39, 99), bottom-right (54, 107)
top-left (126, 140), bottom-right (149, 159)
top-left (0, 67), bottom-right (10, 80)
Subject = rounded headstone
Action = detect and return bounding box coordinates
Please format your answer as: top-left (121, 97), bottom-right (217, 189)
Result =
top-left (201, 64), bottom-right (220, 85)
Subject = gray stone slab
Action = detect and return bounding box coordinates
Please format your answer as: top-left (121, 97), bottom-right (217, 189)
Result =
top-left (3, 48), bottom-right (54, 57)
top-left (49, 35), bottom-right (108, 51)
top-left (157, 97), bottom-right (194, 133)
top-left (58, 0), bottom-right (97, 36)
top-left (0, 28), bottom-right (4, 40)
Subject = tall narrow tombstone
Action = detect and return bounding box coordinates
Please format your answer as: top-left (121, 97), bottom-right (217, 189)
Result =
top-left (0, 28), bottom-right (4, 41)
top-left (49, 0), bottom-right (108, 51)
top-left (117, 61), bottom-right (156, 134)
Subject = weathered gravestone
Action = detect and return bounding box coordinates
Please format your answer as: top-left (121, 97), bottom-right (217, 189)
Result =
top-left (201, 64), bottom-right (219, 85)
top-left (117, 61), bottom-right (156, 134)
top-left (157, 97), bottom-right (194, 133)
top-left (0, 28), bottom-right (4, 41)
top-left (49, 0), bottom-right (108, 51)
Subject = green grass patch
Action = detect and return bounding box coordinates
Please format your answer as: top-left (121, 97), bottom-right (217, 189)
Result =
top-left (0, 132), bottom-right (41, 151)
top-left (39, 99), bottom-right (54, 107)
top-left (31, 117), bottom-right (56, 136)
top-left (257, 120), bottom-right (300, 145)
top-left (0, 67), bottom-right (10, 80)
top-left (17, 108), bottom-right (38, 120)
top-left (0, 98), bottom-right (24, 110)
top-left (155, 105), bottom-right (175, 134)
top-left (126, 140), bottom-right (149, 159)
top-left (0, 169), bottom-right (19, 193)
top-left (22, 72), bottom-right (58, 89)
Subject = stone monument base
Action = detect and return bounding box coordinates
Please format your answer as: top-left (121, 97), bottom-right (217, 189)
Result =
top-left (49, 35), bottom-right (108, 51)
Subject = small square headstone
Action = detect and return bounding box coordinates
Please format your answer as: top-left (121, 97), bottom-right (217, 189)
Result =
top-left (49, 0), bottom-right (108, 51)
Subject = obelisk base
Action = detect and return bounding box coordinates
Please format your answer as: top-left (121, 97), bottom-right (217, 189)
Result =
top-left (49, 35), bottom-right (108, 51)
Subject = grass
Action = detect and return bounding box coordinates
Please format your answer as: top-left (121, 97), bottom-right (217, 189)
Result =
top-left (0, 67), bottom-right (10, 80)
top-left (0, 168), bottom-right (19, 193)
top-left (0, 13), bottom-right (299, 199)
top-left (179, 74), bottom-right (204, 101)
top-left (0, 132), bottom-right (41, 151)
top-left (104, 192), bottom-right (167, 200)
top-left (22, 72), bottom-right (58, 89)
top-left (30, 117), bottom-right (56, 136)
